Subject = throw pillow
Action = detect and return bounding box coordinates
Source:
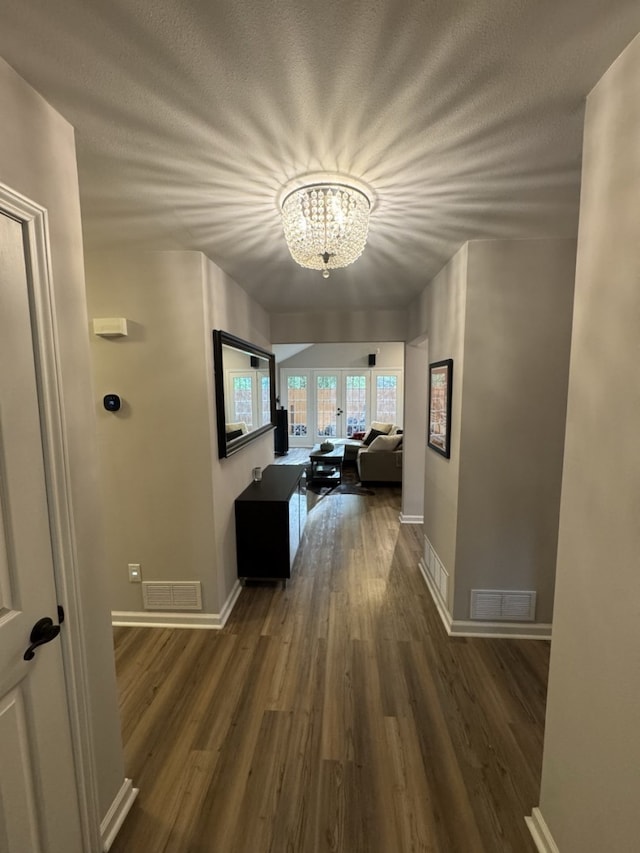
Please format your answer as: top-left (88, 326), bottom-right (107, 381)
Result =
top-left (363, 428), bottom-right (386, 446)
top-left (368, 434), bottom-right (403, 452)
top-left (225, 421), bottom-right (247, 435)
top-left (369, 421), bottom-right (394, 434)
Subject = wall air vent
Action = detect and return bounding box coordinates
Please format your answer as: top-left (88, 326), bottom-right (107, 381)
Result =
top-left (142, 581), bottom-right (202, 611)
top-left (470, 589), bottom-right (536, 622)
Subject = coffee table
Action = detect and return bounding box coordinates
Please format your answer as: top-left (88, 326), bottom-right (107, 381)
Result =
top-left (308, 444), bottom-right (346, 485)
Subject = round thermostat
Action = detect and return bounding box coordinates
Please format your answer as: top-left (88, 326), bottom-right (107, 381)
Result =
top-left (103, 394), bottom-right (121, 412)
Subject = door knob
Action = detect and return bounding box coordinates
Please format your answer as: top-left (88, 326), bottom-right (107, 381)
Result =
top-left (23, 617), bottom-right (61, 661)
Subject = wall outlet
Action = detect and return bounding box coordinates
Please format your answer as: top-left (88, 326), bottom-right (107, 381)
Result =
top-left (128, 563), bottom-right (142, 583)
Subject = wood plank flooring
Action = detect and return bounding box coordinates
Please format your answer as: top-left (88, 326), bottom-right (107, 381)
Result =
top-left (111, 476), bottom-right (549, 852)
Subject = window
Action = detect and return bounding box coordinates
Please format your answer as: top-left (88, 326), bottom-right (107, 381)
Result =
top-left (260, 375), bottom-right (271, 425)
top-left (375, 374), bottom-right (399, 423)
top-left (287, 375), bottom-right (308, 437)
top-left (232, 375), bottom-right (254, 428)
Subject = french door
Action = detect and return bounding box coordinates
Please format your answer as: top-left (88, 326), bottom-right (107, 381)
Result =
top-left (282, 369), bottom-right (403, 446)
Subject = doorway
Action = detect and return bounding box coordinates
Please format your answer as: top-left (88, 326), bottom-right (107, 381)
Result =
top-left (281, 368), bottom-right (403, 446)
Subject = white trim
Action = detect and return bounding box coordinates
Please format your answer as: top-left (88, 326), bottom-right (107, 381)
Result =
top-left (449, 619), bottom-right (552, 640)
top-left (399, 514), bottom-right (423, 524)
top-left (418, 559), bottom-right (552, 641)
top-left (219, 579), bottom-right (242, 625)
top-left (112, 579), bottom-right (243, 630)
top-left (419, 558), bottom-right (453, 630)
top-left (525, 808), bottom-right (560, 853)
top-left (0, 183), bottom-right (102, 850)
top-left (100, 778), bottom-right (139, 852)
top-left (113, 612), bottom-right (227, 629)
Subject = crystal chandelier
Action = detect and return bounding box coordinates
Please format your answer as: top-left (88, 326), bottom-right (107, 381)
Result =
top-left (278, 174), bottom-right (373, 278)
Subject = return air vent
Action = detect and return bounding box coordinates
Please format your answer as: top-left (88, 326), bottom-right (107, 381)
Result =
top-left (470, 589), bottom-right (536, 622)
top-left (142, 581), bottom-right (202, 611)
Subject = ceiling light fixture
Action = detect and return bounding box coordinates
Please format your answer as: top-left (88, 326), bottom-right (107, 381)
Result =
top-left (278, 173), bottom-right (373, 279)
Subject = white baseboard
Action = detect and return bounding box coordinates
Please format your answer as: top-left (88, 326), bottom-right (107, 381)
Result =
top-left (218, 579), bottom-right (242, 626)
top-left (399, 513), bottom-right (424, 524)
top-left (101, 777), bottom-right (139, 851)
top-left (525, 808), bottom-right (560, 853)
top-left (112, 580), bottom-right (242, 630)
top-left (418, 560), bottom-right (552, 640)
top-left (449, 618), bottom-right (552, 640)
top-left (419, 558), bottom-right (453, 630)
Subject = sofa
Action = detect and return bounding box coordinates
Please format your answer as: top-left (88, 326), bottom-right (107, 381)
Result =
top-left (335, 421), bottom-right (403, 483)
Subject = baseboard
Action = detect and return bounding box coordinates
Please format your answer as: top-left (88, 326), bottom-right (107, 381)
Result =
top-left (399, 513), bottom-right (424, 524)
top-left (112, 580), bottom-right (242, 630)
top-left (418, 559), bottom-right (552, 640)
top-left (449, 618), bottom-right (552, 640)
top-left (525, 808), bottom-right (560, 853)
top-left (218, 579), bottom-right (242, 626)
top-left (101, 778), bottom-right (139, 851)
top-left (419, 558), bottom-right (453, 631)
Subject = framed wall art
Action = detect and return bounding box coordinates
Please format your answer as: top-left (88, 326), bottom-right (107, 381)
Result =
top-left (428, 358), bottom-right (453, 458)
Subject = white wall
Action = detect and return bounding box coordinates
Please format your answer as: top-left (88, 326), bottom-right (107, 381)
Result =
top-left (402, 339), bottom-right (428, 522)
top-left (85, 249), bottom-right (274, 618)
top-left (455, 238), bottom-right (576, 623)
top-left (277, 341), bottom-right (404, 370)
top-left (421, 244), bottom-right (469, 606)
top-left (412, 237), bottom-right (575, 628)
top-left (271, 308), bottom-right (408, 342)
top-left (0, 56), bottom-right (124, 821)
top-left (536, 31), bottom-right (640, 853)
top-left (85, 251), bottom-right (218, 611)
top-left (202, 255), bottom-right (274, 610)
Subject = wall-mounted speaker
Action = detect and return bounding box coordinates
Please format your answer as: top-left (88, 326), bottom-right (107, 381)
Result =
top-left (250, 355), bottom-right (259, 368)
top-left (368, 353), bottom-right (376, 367)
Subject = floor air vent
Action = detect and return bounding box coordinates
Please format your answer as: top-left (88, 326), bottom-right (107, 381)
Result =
top-left (470, 589), bottom-right (536, 622)
top-left (142, 581), bottom-right (202, 611)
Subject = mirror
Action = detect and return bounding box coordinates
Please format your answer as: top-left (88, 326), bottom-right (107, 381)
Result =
top-left (212, 330), bottom-right (276, 458)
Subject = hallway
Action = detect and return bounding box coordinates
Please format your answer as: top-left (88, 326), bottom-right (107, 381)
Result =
top-left (111, 482), bottom-right (548, 852)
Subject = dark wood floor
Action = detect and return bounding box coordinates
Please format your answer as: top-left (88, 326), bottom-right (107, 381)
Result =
top-left (111, 477), bottom-right (548, 852)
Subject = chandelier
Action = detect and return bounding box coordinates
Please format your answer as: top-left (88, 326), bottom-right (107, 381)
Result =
top-left (278, 173), bottom-right (373, 278)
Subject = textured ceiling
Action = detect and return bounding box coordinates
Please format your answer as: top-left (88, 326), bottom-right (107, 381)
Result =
top-left (1, 1), bottom-right (639, 312)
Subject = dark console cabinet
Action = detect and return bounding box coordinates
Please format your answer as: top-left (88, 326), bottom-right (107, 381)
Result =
top-left (235, 464), bottom-right (306, 585)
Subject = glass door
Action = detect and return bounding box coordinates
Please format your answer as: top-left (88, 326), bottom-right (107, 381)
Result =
top-left (314, 372), bottom-right (339, 440)
top-left (282, 371), bottom-right (310, 446)
top-left (314, 371), bottom-right (370, 440)
top-left (281, 367), bottom-right (403, 446)
top-left (343, 374), bottom-right (368, 436)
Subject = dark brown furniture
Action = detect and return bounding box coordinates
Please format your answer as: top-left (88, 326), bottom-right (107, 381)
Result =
top-left (274, 407), bottom-right (288, 455)
top-left (308, 444), bottom-right (346, 485)
top-left (235, 464), bottom-right (306, 587)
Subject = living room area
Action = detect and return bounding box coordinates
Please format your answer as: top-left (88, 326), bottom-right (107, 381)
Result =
top-left (273, 341), bottom-right (406, 490)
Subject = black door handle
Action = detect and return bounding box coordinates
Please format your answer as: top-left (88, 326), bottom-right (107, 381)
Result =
top-left (24, 617), bottom-right (61, 661)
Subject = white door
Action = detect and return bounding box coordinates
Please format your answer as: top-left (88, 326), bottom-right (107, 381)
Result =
top-left (314, 371), bottom-right (369, 440)
top-left (0, 212), bottom-right (83, 851)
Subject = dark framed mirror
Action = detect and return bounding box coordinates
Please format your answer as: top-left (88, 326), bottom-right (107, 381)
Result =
top-left (212, 330), bottom-right (276, 458)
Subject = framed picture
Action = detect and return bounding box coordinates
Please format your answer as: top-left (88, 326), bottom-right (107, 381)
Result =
top-left (428, 359), bottom-right (453, 458)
